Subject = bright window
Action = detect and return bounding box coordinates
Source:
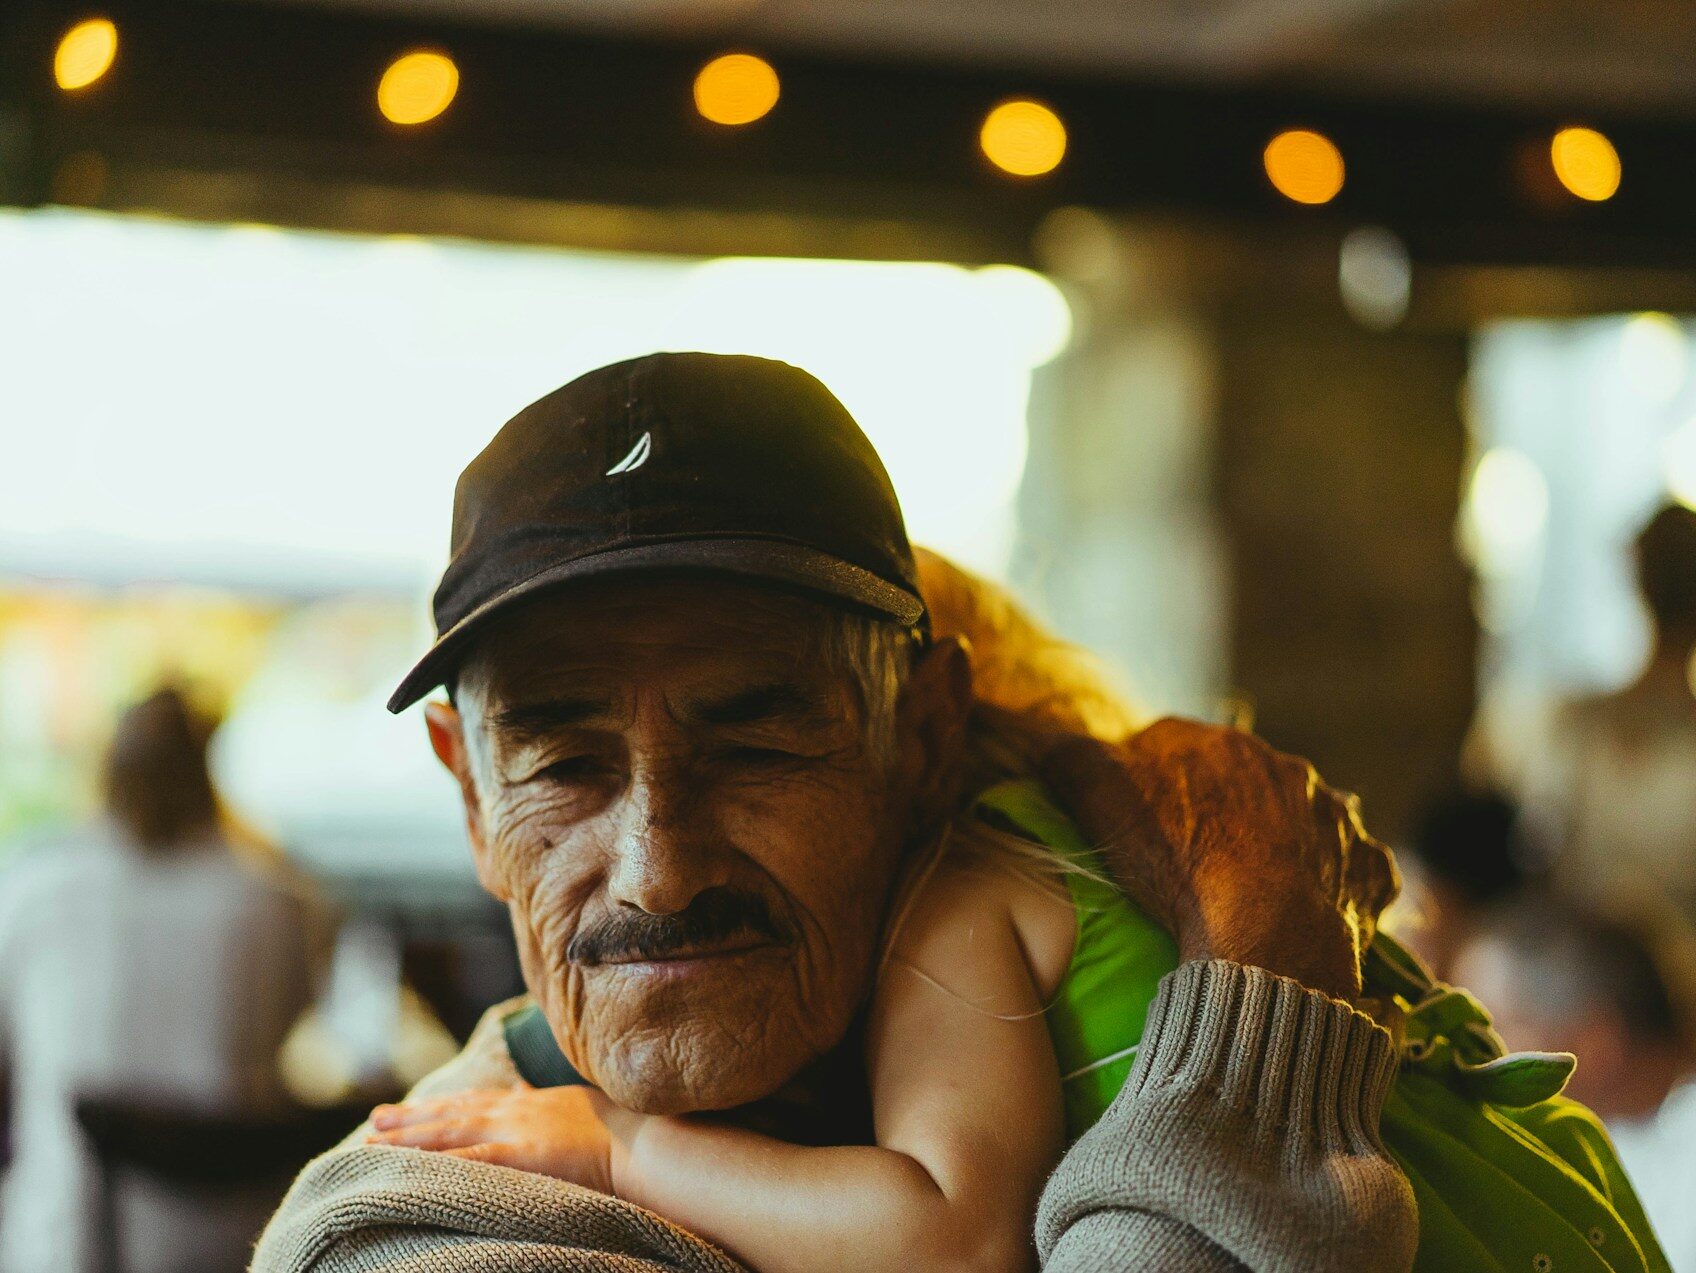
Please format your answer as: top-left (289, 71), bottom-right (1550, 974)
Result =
top-left (0, 209), bottom-right (1068, 864)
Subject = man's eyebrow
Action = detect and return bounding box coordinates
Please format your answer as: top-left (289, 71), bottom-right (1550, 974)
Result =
top-left (491, 695), bottom-right (616, 736)
top-left (692, 681), bottom-right (828, 727)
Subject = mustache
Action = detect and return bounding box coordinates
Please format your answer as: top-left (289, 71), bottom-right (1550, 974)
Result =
top-left (566, 887), bottom-right (795, 966)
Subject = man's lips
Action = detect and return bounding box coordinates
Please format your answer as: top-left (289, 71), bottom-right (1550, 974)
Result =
top-left (590, 938), bottom-right (780, 968)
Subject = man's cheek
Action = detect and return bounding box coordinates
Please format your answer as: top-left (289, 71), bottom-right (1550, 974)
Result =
top-left (489, 830), bottom-right (593, 986)
top-left (515, 864), bottom-right (591, 974)
top-left (723, 790), bottom-right (896, 1004)
top-left (720, 765), bottom-right (889, 863)
top-left (509, 884), bottom-right (592, 1051)
top-left (484, 790), bottom-right (580, 899)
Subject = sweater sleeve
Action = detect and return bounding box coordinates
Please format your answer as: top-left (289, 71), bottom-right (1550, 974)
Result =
top-left (250, 1144), bottom-right (746, 1273)
top-left (1035, 960), bottom-right (1417, 1273)
top-left (252, 999), bottom-right (746, 1273)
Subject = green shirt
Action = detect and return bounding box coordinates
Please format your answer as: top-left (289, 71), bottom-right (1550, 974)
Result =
top-left (980, 778), bottom-right (1672, 1272)
top-left (973, 779), bottom-right (1177, 1141)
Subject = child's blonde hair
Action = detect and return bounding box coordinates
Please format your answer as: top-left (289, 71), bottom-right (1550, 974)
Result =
top-left (916, 547), bottom-right (1145, 768)
top-left (877, 549), bottom-right (1146, 969)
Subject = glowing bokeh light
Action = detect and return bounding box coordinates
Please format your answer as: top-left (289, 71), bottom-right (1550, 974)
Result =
top-left (1462, 446), bottom-right (1549, 575)
top-left (54, 18), bottom-right (118, 91)
top-left (1550, 127), bottom-right (1620, 202)
top-left (378, 50), bottom-right (459, 126)
top-left (1264, 129), bottom-right (1345, 205)
top-left (980, 100), bottom-right (1067, 177)
top-left (1663, 419), bottom-right (1696, 511)
top-left (1619, 312), bottom-right (1688, 403)
top-left (973, 265), bottom-right (1073, 365)
top-left (1337, 226), bottom-right (1411, 329)
top-left (693, 53), bottom-right (780, 126)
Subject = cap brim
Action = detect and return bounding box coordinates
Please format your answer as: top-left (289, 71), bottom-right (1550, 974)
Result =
top-left (386, 538), bottom-right (926, 713)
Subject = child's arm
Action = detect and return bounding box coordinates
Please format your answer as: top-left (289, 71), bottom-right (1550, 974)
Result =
top-left (614, 863), bottom-right (1065, 1273)
top-left (371, 863), bottom-right (1067, 1273)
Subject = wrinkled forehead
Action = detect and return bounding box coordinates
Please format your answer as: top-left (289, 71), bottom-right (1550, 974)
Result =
top-left (456, 574), bottom-right (856, 720)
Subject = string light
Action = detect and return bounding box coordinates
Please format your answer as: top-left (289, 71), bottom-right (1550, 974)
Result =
top-left (980, 100), bottom-right (1067, 177)
top-left (1264, 129), bottom-right (1345, 205)
top-left (1550, 127), bottom-right (1620, 202)
top-left (693, 53), bottom-right (780, 126)
top-left (54, 17), bottom-right (118, 92)
top-left (378, 50), bottom-right (459, 126)
top-left (36, 23), bottom-right (1640, 232)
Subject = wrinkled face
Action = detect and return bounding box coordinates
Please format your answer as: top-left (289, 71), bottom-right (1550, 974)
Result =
top-left (427, 576), bottom-right (963, 1114)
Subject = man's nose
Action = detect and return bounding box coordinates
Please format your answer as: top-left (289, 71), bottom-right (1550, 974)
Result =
top-left (604, 774), bottom-right (731, 915)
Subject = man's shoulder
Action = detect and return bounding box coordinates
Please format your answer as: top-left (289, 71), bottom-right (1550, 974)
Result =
top-left (404, 994), bottom-right (528, 1101)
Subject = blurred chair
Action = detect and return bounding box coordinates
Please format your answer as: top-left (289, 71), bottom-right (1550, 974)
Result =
top-left (75, 1099), bottom-right (367, 1273)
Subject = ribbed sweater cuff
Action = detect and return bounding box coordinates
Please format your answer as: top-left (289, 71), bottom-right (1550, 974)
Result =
top-left (1126, 959), bottom-right (1398, 1139)
top-left (1035, 959), bottom-right (1405, 1270)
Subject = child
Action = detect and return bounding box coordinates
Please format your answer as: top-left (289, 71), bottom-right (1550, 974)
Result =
top-left (372, 551), bottom-right (1671, 1273)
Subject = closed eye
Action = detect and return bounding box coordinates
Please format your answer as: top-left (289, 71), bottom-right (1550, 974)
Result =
top-left (721, 746), bottom-right (800, 766)
top-left (536, 755), bottom-right (606, 783)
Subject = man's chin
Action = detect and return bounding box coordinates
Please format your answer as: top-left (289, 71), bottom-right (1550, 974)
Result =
top-left (570, 954), bottom-right (824, 1114)
top-left (602, 1070), bottom-right (778, 1116)
top-left (591, 1031), bottom-right (819, 1115)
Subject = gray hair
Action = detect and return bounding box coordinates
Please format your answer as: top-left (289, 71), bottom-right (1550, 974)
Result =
top-left (809, 610), bottom-right (920, 768)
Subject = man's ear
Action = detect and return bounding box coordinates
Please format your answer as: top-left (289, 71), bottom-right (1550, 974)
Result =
top-left (894, 635), bottom-right (974, 815)
top-left (424, 700), bottom-right (503, 899)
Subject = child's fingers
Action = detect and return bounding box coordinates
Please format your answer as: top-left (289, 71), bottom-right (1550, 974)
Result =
top-left (366, 1118), bottom-right (487, 1150)
top-left (372, 1100), bottom-right (453, 1129)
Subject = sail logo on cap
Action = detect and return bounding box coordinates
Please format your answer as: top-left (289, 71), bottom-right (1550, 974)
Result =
top-left (605, 432), bottom-right (652, 476)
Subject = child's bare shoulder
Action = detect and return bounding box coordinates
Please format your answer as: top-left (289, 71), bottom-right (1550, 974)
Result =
top-left (890, 851), bottom-right (1076, 996)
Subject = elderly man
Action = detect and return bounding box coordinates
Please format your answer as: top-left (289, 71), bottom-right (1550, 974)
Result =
top-left (255, 353), bottom-right (1412, 1272)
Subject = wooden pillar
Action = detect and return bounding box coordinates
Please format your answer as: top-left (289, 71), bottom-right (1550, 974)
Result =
top-left (1021, 212), bottom-right (1476, 837)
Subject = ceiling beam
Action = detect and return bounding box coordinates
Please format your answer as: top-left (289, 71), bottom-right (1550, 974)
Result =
top-left (5, 0), bottom-right (1693, 270)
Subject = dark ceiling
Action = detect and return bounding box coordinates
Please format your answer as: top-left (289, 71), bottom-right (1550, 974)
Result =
top-left (7, 0), bottom-right (1695, 274)
top-left (241, 0), bottom-right (1696, 119)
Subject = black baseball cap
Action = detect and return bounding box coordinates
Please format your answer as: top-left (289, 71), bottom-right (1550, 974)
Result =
top-left (387, 352), bottom-right (928, 713)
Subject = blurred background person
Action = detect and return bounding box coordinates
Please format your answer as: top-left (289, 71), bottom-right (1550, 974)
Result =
top-left (1454, 894), bottom-right (1696, 1271)
top-left (1492, 504), bottom-right (1696, 920)
top-left (1391, 784), bottom-right (1528, 981)
top-left (0, 688), bottom-right (318, 1273)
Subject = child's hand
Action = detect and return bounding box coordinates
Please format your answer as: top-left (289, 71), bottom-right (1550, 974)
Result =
top-left (367, 1084), bottom-right (627, 1193)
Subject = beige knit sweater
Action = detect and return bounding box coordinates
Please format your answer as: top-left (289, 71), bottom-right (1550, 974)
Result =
top-left (251, 960), bottom-right (1417, 1272)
